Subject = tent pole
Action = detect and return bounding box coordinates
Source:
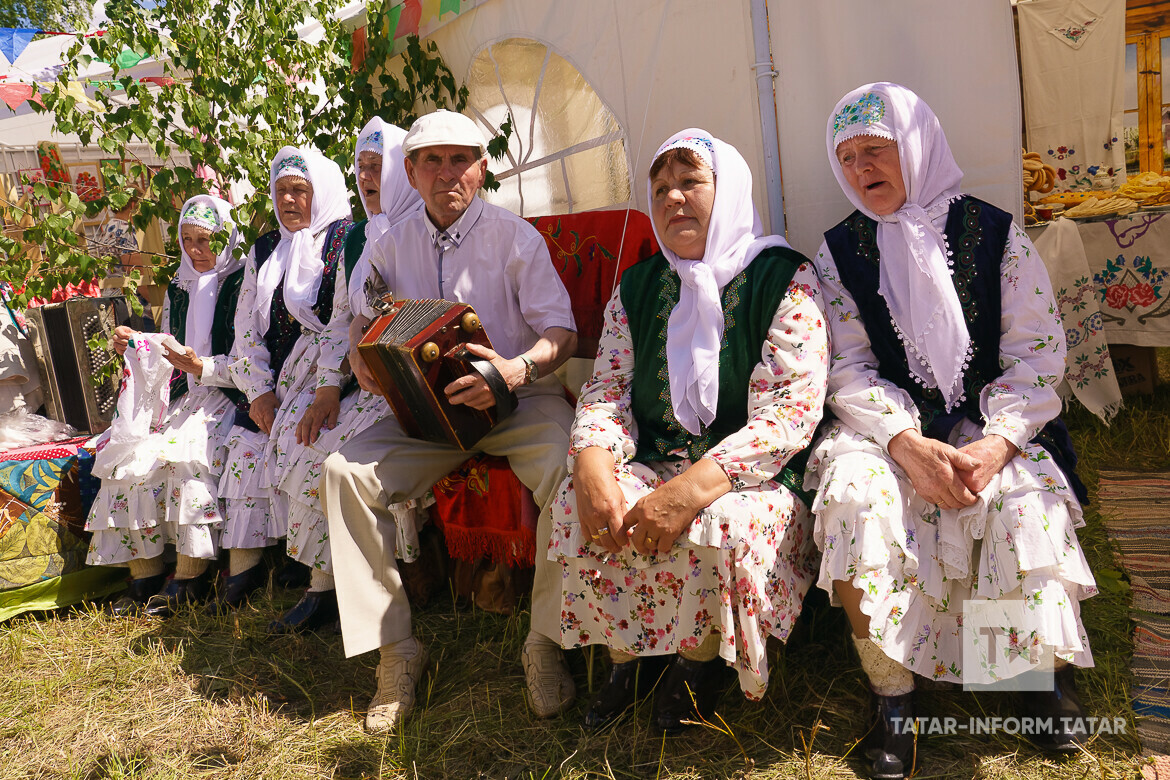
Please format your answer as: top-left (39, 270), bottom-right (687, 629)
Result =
top-left (749, 0), bottom-right (785, 237)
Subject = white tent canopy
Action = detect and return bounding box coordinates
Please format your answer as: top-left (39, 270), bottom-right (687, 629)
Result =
top-left (383, 0), bottom-right (1022, 257)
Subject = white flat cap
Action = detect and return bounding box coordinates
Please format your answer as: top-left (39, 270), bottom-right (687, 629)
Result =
top-left (402, 109), bottom-right (487, 157)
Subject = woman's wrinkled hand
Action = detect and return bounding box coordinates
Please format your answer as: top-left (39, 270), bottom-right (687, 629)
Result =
top-left (622, 458), bottom-right (731, 556)
top-left (574, 447), bottom-right (627, 555)
top-left (888, 429), bottom-right (981, 510)
top-left (297, 386), bottom-right (341, 446)
top-left (162, 343), bottom-right (205, 377)
top-left (248, 391), bottom-right (279, 435)
top-left (955, 434), bottom-right (1019, 496)
top-left (112, 325), bottom-right (135, 356)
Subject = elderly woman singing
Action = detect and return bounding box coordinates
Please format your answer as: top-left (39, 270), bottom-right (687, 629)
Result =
top-left (550, 130), bottom-right (828, 732)
top-left (807, 82), bottom-right (1096, 779)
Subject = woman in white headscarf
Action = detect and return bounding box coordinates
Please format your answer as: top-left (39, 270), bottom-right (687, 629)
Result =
top-left (274, 118), bottom-right (427, 607)
top-left (212, 146), bottom-right (356, 625)
top-left (549, 129), bottom-right (828, 733)
top-left (807, 82), bottom-right (1096, 778)
top-left (88, 194), bottom-right (245, 616)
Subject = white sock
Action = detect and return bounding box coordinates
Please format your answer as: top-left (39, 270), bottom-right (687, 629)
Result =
top-left (128, 556), bottom-right (164, 580)
top-left (173, 554), bottom-right (208, 580)
top-left (854, 636), bottom-right (915, 696)
top-left (229, 547), bottom-right (264, 576)
top-left (608, 647), bottom-right (637, 664)
top-left (678, 632), bottom-right (721, 662)
top-left (308, 567), bottom-right (334, 592)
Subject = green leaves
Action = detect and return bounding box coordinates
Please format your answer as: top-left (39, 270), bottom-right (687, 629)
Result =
top-left (6, 0), bottom-right (468, 310)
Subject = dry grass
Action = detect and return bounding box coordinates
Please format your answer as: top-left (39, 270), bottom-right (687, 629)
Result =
top-left (2, 367), bottom-right (1169, 779)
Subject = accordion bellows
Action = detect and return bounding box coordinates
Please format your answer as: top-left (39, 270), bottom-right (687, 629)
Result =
top-left (358, 299), bottom-right (514, 450)
top-left (25, 296), bottom-right (127, 435)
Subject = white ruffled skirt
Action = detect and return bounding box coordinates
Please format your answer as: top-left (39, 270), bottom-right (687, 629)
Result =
top-left (804, 419), bottom-right (1097, 682)
top-left (86, 384), bottom-right (235, 564)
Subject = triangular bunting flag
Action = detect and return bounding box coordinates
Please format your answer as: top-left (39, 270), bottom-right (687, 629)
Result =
top-left (0, 83), bottom-right (34, 110)
top-left (0, 28), bottom-right (39, 64)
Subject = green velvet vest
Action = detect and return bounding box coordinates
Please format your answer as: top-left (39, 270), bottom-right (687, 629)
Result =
top-left (165, 268), bottom-right (247, 409)
top-left (620, 247), bottom-right (804, 464)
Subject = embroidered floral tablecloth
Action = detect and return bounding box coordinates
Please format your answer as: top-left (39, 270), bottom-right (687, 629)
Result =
top-left (1030, 213), bottom-right (1170, 347)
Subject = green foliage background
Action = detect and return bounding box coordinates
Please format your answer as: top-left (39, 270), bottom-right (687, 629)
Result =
top-left (0, 0), bottom-right (468, 308)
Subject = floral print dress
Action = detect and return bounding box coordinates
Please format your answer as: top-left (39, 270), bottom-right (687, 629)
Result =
top-left (550, 261), bottom-right (828, 700)
top-left (805, 222), bottom-right (1097, 683)
top-left (221, 225), bottom-right (352, 569)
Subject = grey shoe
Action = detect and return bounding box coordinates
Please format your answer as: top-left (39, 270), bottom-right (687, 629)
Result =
top-left (522, 632), bottom-right (575, 718)
top-left (365, 637), bottom-right (429, 733)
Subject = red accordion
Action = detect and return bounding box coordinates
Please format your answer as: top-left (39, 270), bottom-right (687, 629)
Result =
top-left (357, 298), bottom-right (517, 450)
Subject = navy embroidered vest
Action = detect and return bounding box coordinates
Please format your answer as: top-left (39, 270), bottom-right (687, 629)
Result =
top-left (620, 247), bottom-right (804, 467)
top-left (823, 195), bottom-right (1008, 437)
top-left (165, 268), bottom-right (246, 412)
top-left (254, 218), bottom-right (355, 381)
top-left (344, 218), bottom-right (368, 285)
top-left (823, 195), bottom-right (1087, 503)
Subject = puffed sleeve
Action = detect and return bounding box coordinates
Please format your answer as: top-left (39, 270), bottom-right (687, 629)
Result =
top-left (980, 223), bottom-right (1066, 448)
top-left (814, 240), bottom-right (922, 449)
top-left (315, 259), bottom-right (352, 390)
top-left (352, 235), bottom-right (391, 321)
top-left (703, 261), bottom-right (829, 487)
top-left (227, 248), bottom-right (275, 401)
top-left (566, 287), bottom-right (638, 469)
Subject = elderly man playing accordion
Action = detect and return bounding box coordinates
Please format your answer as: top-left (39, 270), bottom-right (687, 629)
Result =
top-left (323, 109), bottom-right (579, 733)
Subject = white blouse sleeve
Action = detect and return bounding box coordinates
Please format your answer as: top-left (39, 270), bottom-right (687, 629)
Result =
top-left (703, 261), bottom-right (829, 488)
top-left (980, 223), bottom-right (1066, 449)
top-left (566, 287), bottom-right (639, 469)
top-left (227, 248), bottom-right (275, 402)
top-left (315, 263), bottom-right (352, 390)
top-left (814, 240), bottom-right (922, 450)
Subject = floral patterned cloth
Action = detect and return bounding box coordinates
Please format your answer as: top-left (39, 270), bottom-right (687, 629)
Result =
top-left (86, 279), bottom-right (242, 565)
top-left (806, 221), bottom-right (1098, 683)
top-left (550, 261), bottom-right (828, 700)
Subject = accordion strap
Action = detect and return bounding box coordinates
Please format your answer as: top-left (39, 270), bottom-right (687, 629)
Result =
top-left (468, 357), bottom-right (518, 421)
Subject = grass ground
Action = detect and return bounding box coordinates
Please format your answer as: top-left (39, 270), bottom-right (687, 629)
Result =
top-left (1, 359), bottom-right (1168, 779)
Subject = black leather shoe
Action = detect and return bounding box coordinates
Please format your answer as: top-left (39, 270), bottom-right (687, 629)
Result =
top-left (275, 559), bottom-right (312, 589)
top-left (205, 564), bottom-right (268, 616)
top-left (107, 572), bottom-right (167, 617)
top-left (144, 571), bottom-right (213, 617)
top-left (652, 655), bottom-right (726, 735)
top-left (583, 660), bottom-right (642, 730)
top-left (1020, 665), bottom-right (1086, 753)
top-left (863, 689), bottom-right (916, 780)
top-left (267, 589), bottom-right (339, 635)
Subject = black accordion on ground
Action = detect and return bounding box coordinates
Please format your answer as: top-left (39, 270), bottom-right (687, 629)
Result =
top-left (357, 298), bottom-right (517, 450)
top-left (25, 295), bottom-right (131, 435)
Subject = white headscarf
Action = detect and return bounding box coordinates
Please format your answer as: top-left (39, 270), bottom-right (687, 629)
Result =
top-left (649, 128), bottom-right (792, 436)
top-left (827, 82), bottom-right (969, 409)
top-left (260, 146), bottom-right (351, 333)
top-left (349, 118), bottom-right (423, 306)
top-left (175, 195), bottom-right (241, 359)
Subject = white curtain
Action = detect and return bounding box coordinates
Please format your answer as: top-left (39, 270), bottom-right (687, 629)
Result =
top-left (1018, 0), bottom-right (1126, 191)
